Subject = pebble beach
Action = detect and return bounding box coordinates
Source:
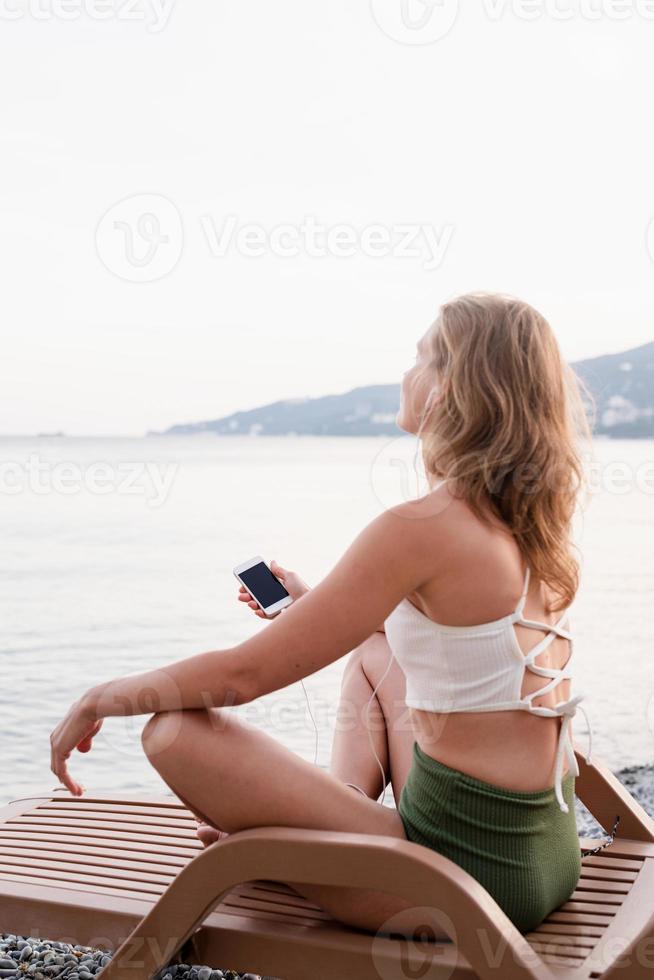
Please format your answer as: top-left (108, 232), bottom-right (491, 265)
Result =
top-left (0, 937), bottom-right (263, 980)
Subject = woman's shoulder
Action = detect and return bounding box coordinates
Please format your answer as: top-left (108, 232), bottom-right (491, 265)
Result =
top-left (386, 481), bottom-right (479, 530)
top-left (384, 484), bottom-right (517, 577)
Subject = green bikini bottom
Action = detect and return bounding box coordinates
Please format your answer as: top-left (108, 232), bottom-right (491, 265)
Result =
top-left (398, 741), bottom-right (582, 934)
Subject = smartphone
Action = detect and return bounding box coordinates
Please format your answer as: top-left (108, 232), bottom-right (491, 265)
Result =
top-left (233, 556), bottom-right (293, 617)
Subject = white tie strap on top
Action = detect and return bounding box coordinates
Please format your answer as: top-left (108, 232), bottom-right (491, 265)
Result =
top-left (384, 561), bottom-right (593, 813)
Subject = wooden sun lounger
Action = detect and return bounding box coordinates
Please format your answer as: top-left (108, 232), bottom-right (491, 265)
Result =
top-left (0, 746), bottom-right (653, 980)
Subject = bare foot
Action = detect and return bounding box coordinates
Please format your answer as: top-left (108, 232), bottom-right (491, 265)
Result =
top-left (196, 821), bottom-right (229, 848)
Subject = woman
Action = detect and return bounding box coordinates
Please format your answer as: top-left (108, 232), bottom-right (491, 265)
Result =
top-left (50, 292), bottom-right (595, 937)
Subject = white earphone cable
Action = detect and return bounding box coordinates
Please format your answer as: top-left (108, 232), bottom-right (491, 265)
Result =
top-left (300, 678), bottom-right (319, 765)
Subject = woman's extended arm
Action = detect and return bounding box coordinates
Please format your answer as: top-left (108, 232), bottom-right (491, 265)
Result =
top-left (91, 505), bottom-right (436, 713)
top-left (50, 499), bottom-right (443, 793)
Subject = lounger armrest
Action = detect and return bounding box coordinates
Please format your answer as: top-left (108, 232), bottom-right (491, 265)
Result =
top-left (574, 744), bottom-right (654, 843)
top-left (100, 827), bottom-right (550, 980)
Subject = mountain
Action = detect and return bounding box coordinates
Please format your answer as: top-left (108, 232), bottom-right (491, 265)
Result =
top-left (158, 385), bottom-right (402, 437)
top-left (573, 341), bottom-right (654, 437)
top-left (154, 341), bottom-right (654, 438)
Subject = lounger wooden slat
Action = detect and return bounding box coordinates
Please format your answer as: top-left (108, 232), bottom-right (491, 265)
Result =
top-left (524, 933), bottom-right (599, 950)
top-left (580, 838), bottom-right (654, 859)
top-left (219, 892), bottom-right (331, 922)
top-left (23, 793), bottom-right (189, 808)
top-left (584, 852), bottom-right (643, 873)
top-left (578, 866), bottom-right (638, 883)
top-left (238, 882), bottom-right (328, 913)
top-left (546, 911), bottom-right (614, 927)
top-left (541, 954), bottom-right (587, 967)
top-left (227, 889), bottom-right (329, 920)
top-left (0, 841), bottom-right (188, 869)
top-left (566, 890), bottom-right (624, 907)
top-left (0, 864), bottom-right (167, 895)
top-left (1, 821), bottom-right (201, 848)
top-left (0, 745), bottom-right (652, 980)
top-left (12, 816), bottom-right (199, 836)
top-left (531, 922), bottom-right (606, 936)
top-left (231, 882), bottom-right (329, 915)
top-left (0, 824), bottom-right (198, 849)
top-left (530, 942), bottom-right (589, 958)
top-left (0, 853), bottom-right (176, 885)
top-left (0, 870), bottom-right (163, 906)
top-left (215, 901), bottom-right (334, 928)
top-left (0, 830), bottom-right (197, 859)
top-left (574, 878), bottom-right (632, 894)
top-left (36, 803), bottom-right (197, 821)
top-left (29, 812), bottom-right (195, 830)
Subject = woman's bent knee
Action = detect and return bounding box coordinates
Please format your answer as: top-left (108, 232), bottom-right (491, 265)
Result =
top-left (141, 709), bottom-right (208, 761)
top-left (142, 707), bottom-right (239, 762)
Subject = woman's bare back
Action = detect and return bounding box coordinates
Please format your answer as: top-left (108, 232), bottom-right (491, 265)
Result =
top-left (401, 488), bottom-right (575, 793)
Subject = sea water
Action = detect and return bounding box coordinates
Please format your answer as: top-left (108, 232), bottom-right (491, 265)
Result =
top-left (1, 434), bottom-right (652, 804)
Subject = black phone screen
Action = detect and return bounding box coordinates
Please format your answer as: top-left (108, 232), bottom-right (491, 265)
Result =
top-left (239, 562), bottom-right (290, 607)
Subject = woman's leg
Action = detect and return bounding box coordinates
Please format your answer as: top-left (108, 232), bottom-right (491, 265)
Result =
top-left (330, 632), bottom-right (414, 803)
top-left (141, 706), bottom-right (447, 938)
top-left (196, 632), bottom-right (414, 843)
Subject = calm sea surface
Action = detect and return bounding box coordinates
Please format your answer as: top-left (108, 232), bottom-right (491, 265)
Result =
top-left (1, 435), bottom-right (653, 805)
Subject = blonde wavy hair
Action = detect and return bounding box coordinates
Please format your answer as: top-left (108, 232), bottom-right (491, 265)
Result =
top-left (416, 292), bottom-right (595, 614)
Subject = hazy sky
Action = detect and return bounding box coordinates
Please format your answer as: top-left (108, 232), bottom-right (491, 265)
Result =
top-left (2, 1), bottom-right (654, 435)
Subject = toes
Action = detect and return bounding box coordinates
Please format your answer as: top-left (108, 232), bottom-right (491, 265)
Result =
top-left (196, 821), bottom-right (228, 848)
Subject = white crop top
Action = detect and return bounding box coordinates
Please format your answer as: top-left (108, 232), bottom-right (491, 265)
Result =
top-left (384, 560), bottom-right (593, 813)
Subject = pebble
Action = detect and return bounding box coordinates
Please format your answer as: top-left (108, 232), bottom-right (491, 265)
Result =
top-left (0, 937), bottom-right (261, 980)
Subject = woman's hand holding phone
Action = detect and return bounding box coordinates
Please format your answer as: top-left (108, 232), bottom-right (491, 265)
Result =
top-left (238, 559), bottom-right (310, 618)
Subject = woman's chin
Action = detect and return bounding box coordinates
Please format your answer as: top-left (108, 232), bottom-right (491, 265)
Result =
top-left (396, 411), bottom-right (417, 435)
